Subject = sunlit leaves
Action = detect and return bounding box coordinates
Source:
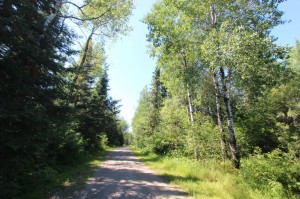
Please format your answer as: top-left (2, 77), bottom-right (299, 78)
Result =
top-left (81, 0), bottom-right (134, 38)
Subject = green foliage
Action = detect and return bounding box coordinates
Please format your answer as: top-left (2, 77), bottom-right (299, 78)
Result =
top-left (185, 116), bottom-right (221, 160)
top-left (21, 149), bottom-right (111, 199)
top-left (117, 118), bottom-right (129, 145)
top-left (150, 131), bottom-right (175, 155)
top-left (235, 98), bottom-right (281, 154)
top-left (81, 0), bottom-right (134, 39)
top-left (0, 1), bottom-right (74, 197)
top-left (268, 75), bottom-right (300, 153)
top-left (143, 0), bottom-right (291, 168)
top-left (132, 87), bottom-right (153, 148)
top-left (241, 149), bottom-right (300, 197)
top-left (100, 134), bottom-right (108, 149)
top-left (132, 147), bottom-right (274, 199)
top-left (156, 97), bottom-right (188, 153)
top-left (133, 146), bottom-right (300, 198)
top-left (287, 39), bottom-right (300, 72)
top-left (132, 0), bottom-right (300, 197)
top-left (235, 70), bottom-right (300, 155)
top-left (0, 0), bottom-right (133, 198)
top-left (55, 128), bottom-right (85, 165)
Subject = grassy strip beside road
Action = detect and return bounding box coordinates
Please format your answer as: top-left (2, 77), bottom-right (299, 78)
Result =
top-left (131, 147), bottom-right (275, 199)
top-left (21, 147), bottom-right (113, 199)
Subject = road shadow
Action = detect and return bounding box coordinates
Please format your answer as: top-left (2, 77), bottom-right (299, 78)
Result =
top-left (74, 147), bottom-right (191, 199)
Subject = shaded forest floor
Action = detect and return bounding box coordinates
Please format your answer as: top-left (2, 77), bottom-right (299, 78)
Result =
top-left (21, 148), bottom-right (112, 199)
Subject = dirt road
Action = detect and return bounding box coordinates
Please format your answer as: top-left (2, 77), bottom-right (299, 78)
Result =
top-left (75, 147), bottom-right (192, 199)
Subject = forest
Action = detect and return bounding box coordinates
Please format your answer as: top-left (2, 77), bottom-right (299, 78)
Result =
top-left (131, 0), bottom-right (300, 198)
top-left (0, 0), bottom-right (133, 198)
top-left (0, 0), bottom-right (300, 198)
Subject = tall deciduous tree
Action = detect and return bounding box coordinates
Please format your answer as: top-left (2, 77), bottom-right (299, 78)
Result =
top-left (143, 0), bottom-right (287, 168)
top-left (132, 87), bottom-right (153, 148)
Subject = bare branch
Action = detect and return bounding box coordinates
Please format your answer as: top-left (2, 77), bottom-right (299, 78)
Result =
top-left (59, 17), bottom-right (66, 33)
top-left (63, 1), bottom-right (87, 16)
top-left (59, 0), bottom-right (119, 22)
top-left (64, 1), bottom-right (89, 10)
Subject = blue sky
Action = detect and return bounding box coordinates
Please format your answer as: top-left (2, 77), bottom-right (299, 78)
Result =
top-left (106, 0), bottom-right (156, 125)
top-left (106, 0), bottom-right (300, 125)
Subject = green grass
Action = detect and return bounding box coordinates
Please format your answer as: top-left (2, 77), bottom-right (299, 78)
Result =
top-left (21, 147), bottom-right (113, 199)
top-left (131, 147), bottom-right (272, 199)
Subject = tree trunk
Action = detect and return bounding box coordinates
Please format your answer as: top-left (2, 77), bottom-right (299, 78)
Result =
top-left (66, 30), bottom-right (94, 106)
top-left (212, 69), bottom-right (227, 161)
top-left (179, 49), bottom-right (196, 157)
top-left (210, 4), bottom-right (228, 161)
top-left (210, 5), bottom-right (217, 29)
top-left (187, 85), bottom-right (194, 122)
top-left (181, 51), bottom-right (194, 122)
top-left (44, 0), bottom-right (64, 30)
top-left (220, 67), bottom-right (240, 168)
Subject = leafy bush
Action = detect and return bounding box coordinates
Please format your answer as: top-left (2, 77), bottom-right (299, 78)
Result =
top-left (240, 149), bottom-right (300, 197)
top-left (56, 129), bottom-right (85, 165)
top-left (100, 133), bottom-right (108, 149)
top-left (150, 132), bottom-right (175, 155)
top-left (184, 118), bottom-right (221, 160)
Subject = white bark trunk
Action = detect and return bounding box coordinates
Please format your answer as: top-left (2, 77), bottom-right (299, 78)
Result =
top-left (44, 0), bottom-right (64, 30)
top-left (187, 85), bottom-right (194, 122)
top-left (212, 69), bottom-right (227, 161)
top-left (210, 4), bottom-right (228, 161)
top-left (220, 67), bottom-right (240, 168)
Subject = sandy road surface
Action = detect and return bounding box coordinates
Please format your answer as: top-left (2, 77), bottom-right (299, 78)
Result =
top-left (75, 147), bottom-right (192, 199)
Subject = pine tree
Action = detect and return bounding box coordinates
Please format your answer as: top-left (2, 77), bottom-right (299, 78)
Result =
top-left (0, 0), bottom-right (73, 197)
top-left (149, 66), bottom-right (166, 134)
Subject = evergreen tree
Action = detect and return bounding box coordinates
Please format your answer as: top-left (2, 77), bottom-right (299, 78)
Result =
top-left (0, 0), bottom-right (73, 196)
top-left (70, 40), bottom-right (123, 150)
top-left (0, 0), bottom-right (134, 197)
top-left (149, 66), bottom-right (166, 135)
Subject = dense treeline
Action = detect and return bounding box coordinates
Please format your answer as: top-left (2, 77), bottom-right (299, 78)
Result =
top-left (132, 0), bottom-right (300, 197)
top-left (0, 0), bottom-right (132, 198)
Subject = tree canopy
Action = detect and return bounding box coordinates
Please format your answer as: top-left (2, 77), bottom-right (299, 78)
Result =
top-left (0, 0), bottom-right (133, 198)
top-left (132, 0), bottom-right (299, 197)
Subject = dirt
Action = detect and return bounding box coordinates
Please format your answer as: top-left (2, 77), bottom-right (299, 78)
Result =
top-left (66, 147), bottom-right (192, 199)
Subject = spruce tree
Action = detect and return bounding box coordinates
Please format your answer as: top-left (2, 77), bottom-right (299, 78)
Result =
top-left (0, 1), bottom-right (73, 196)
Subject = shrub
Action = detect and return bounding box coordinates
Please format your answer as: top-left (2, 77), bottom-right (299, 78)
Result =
top-left (100, 133), bottom-right (108, 149)
top-left (150, 132), bottom-right (175, 155)
top-left (56, 130), bottom-right (85, 165)
top-left (184, 120), bottom-right (221, 160)
top-left (240, 149), bottom-right (300, 198)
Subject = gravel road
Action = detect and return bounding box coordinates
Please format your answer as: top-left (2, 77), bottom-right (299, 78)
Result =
top-left (75, 147), bottom-right (192, 199)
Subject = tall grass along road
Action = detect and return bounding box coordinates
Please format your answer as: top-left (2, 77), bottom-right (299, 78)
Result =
top-left (71, 147), bottom-right (191, 199)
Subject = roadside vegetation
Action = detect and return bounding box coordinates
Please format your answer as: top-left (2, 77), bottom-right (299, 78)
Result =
top-left (22, 147), bottom-right (112, 199)
top-left (1, 1), bottom-right (300, 198)
top-left (132, 147), bottom-right (299, 199)
top-left (0, 1), bottom-right (133, 198)
top-left (131, 1), bottom-right (300, 198)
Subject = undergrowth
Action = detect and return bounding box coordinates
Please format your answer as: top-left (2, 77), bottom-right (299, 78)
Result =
top-left (131, 146), bottom-right (299, 199)
top-left (20, 147), bottom-right (112, 199)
